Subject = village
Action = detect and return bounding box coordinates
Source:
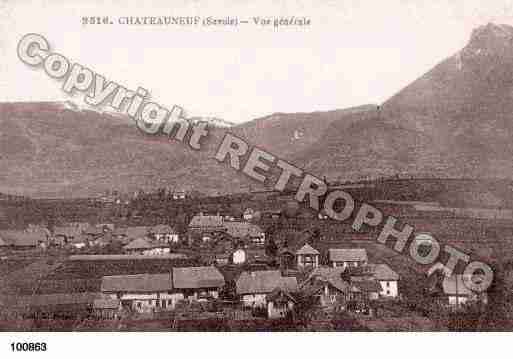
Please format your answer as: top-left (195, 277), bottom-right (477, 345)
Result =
top-left (0, 180), bottom-right (500, 331)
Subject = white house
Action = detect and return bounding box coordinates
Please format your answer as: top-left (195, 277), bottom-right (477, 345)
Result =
top-left (368, 263), bottom-right (400, 298)
top-left (232, 248), bottom-right (246, 265)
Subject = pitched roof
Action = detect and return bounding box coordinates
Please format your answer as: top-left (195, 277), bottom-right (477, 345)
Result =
top-left (329, 248), bottom-right (368, 262)
top-left (296, 243), bottom-right (320, 255)
top-left (188, 215), bottom-right (224, 228)
top-left (306, 266), bottom-right (349, 293)
top-left (236, 270), bottom-right (298, 295)
top-left (172, 266), bottom-right (225, 289)
top-left (150, 224), bottom-right (176, 234)
top-left (101, 273), bottom-right (173, 292)
top-left (369, 263), bottom-right (399, 281)
top-left (224, 222), bottom-right (263, 238)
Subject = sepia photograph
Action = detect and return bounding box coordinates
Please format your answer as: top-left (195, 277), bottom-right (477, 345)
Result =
top-left (1, 0), bottom-right (513, 357)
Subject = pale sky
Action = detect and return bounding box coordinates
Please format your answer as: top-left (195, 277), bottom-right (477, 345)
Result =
top-left (2, 0), bottom-right (513, 123)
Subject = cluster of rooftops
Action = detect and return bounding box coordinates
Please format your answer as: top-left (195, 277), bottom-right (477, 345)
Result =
top-left (0, 214), bottom-right (266, 249)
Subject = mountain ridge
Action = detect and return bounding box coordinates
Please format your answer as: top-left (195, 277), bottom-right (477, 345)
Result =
top-left (2, 23), bottom-right (513, 197)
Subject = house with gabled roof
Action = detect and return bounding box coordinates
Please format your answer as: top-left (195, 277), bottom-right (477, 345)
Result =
top-left (236, 270), bottom-right (298, 308)
top-left (302, 266), bottom-right (350, 307)
top-left (368, 263), bottom-right (400, 298)
top-left (348, 277), bottom-right (382, 302)
top-left (329, 248), bottom-right (368, 268)
top-left (172, 266), bottom-right (225, 300)
top-left (101, 272), bottom-right (177, 312)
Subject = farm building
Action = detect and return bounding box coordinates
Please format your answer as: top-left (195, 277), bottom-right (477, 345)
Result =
top-left (172, 266), bottom-right (225, 301)
top-left (235, 270), bottom-right (298, 309)
top-left (303, 266), bottom-right (350, 308)
top-left (101, 273), bottom-right (177, 312)
top-left (329, 248), bottom-right (368, 268)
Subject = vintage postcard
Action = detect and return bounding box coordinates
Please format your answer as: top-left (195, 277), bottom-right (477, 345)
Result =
top-left (1, 0), bottom-right (513, 355)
